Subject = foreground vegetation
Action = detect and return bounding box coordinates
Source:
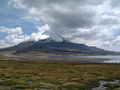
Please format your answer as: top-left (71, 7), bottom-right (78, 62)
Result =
top-left (0, 55), bottom-right (120, 90)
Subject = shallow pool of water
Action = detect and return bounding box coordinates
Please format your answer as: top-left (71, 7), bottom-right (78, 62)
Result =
top-left (92, 80), bottom-right (120, 90)
top-left (92, 81), bottom-right (108, 90)
top-left (0, 85), bottom-right (11, 89)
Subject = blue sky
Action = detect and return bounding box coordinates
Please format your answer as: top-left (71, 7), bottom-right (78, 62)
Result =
top-left (1, 0), bottom-right (120, 51)
top-left (0, 0), bottom-right (46, 35)
top-left (0, 0), bottom-right (34, 34)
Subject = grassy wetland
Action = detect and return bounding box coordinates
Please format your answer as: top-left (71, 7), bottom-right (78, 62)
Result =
top-left (0, 55), bottom-right (120, 90)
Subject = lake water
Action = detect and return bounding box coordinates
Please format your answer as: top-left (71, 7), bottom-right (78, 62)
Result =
top-left (5, 54), bottom-right (120, 63)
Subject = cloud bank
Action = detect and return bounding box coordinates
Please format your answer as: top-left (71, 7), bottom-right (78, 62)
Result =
top-left (0, 25), bottom-right (50, 48)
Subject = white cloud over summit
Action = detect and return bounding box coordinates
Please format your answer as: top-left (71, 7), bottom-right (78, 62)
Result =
top-left (30, 24), bottom-right (50, 41)
top-left (1, 0), bottom-right (120, 51)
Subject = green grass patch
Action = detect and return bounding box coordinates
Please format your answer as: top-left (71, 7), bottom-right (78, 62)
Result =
top-left (0, 57), bottom-right (120, 89)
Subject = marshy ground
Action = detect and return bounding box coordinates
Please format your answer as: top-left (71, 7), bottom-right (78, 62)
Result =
top-left (0, 55), bottom-right (120, 90)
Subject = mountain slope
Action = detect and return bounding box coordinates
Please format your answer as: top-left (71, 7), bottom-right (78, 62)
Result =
top-left (0, 40), bottom-right (35, 52)
top-left (15, 38), bottom-right (119, 55)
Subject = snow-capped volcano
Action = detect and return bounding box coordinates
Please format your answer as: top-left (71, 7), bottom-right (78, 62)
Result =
top-left (1, 33), bottom-right (119, 55)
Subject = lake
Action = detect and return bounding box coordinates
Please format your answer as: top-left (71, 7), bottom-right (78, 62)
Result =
top-left (4, 54), bottom-right (120, 63)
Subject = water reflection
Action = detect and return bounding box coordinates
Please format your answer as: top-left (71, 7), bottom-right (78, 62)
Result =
top-left (104, 60), bottom-right (120, 63)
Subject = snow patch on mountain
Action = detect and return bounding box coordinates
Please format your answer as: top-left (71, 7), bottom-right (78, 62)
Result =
top-left (30, 24), bottom-right (64, 42)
